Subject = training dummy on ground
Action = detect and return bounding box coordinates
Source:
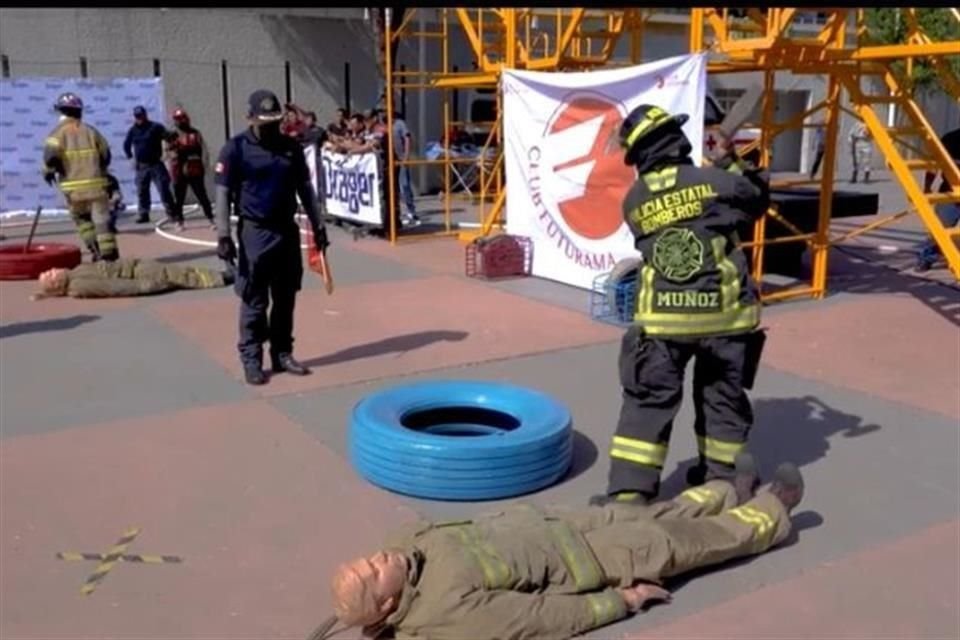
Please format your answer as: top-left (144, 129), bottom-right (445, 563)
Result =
top-left (318, 455), bottom-right (804, 640)
top-left (31, 258), bottom-right (233, 300)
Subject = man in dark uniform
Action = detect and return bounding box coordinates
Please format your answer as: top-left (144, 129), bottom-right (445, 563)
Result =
top-left (123, 105), bottom-right (177, 225)
top-left (214, 89), bottom-right (330, 386)
top-left (591, 104), bottom-right (770, 508)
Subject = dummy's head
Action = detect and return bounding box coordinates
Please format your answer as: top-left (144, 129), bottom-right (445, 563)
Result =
top-left (247, 89), bottom-right (284, 139)
top-left (38, 268), bottom-right (69, 296)
top-left (615, 104), bottom-right (692, 171)
top-left (54, 92), bottom-right (84, 120)
top-left (330, 550), bottom-right (408, 630)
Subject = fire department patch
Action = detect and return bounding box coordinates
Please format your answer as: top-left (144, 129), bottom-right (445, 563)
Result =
top-left (652, 228), bottom-right (704, 282)
top-left (215, 162), bottom-right (225, 174)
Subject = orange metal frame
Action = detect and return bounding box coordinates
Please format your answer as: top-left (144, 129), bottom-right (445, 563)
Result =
top-left (383, 8), bottom-right (960, 297)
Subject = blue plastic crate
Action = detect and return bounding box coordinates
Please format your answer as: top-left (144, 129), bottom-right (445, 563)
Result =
top-left (589, 270), bottom-right (637, 327)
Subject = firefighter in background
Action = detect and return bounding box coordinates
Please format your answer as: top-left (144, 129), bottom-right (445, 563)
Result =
top-left (42, 92), bottom-right (119, 262)
top-left (848, 121), bottom-right (873, 184)
top-left (166, 108), bottom-right (215, 229)
top-left (590, 104), bottom-right (770, 508)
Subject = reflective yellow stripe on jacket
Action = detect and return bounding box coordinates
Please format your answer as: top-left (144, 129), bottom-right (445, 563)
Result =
top-left (454, 526), bottom-right (512, 590)
top-left (60, 177), bottom-right (108, 192)
top-left (634, 236), bottom-right (759, 337)
top-left (547, 521), bottom-right (604, 591)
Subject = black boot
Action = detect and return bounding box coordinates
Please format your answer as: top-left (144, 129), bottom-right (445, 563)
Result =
top-left (243, 364), bottom-right (268, 386)
top-left (271, 353), bottom-right (310, 376)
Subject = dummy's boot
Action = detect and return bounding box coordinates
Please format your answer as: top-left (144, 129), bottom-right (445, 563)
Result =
top-left (733, 451), bottom-right (760, 505)
top-left (588, 491), bottom-right (649, 507)
top-left (272, 353), bottom-right (310, 376)
top-left (768, 463), bottom-right (804, 513)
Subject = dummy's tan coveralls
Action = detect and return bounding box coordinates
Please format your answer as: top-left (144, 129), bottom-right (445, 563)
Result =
top-left (62, 258), bottom-right (227, 298)
top-left (380, 481), bottom-right (790, 640)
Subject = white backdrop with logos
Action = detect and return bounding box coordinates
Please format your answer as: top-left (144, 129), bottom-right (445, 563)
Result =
top-left (503, 53), bottom-right (707, 290)
top-left (305, 147), bottom-right (383, 227)
top-left (0, 77), bottom-right (165, 217)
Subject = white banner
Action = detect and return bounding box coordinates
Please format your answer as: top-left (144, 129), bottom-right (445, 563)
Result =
top-left (503, 54), bottom-right (707, 290)
top-left (315, 148), bottom-right (383, 226)
top-left (0, 77), bottom-right (165, 217)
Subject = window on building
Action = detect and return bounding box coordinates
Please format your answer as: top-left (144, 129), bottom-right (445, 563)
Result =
top-left (712, 88), bottom-right (746, 114)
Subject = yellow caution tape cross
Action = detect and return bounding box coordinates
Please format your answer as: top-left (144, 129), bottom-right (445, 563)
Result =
top-left (56, 527), bottom-right (183, 596)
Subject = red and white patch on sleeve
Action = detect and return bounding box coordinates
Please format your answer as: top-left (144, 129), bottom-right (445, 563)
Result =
top-left (215, 162), bottom-right (225, 174)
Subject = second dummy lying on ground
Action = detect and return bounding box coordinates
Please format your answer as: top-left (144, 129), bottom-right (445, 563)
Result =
top-left (33, 258), bottom-right (233, 299)
top-left (322, 455), bottom-right (804, 640)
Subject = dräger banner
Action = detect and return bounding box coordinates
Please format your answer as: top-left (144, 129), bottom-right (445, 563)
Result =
top-left (311, 148), bottom-right (383, 227)
top-left (503, 54), bottom-right (706, 290)
top-left (0, 77), bottom-right (165, 217)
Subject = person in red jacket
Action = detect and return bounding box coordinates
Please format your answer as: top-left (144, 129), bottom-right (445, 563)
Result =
top-left (166, 108), bottom-right (215, 229)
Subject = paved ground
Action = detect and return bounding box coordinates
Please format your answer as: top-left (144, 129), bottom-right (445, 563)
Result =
top-left (1, 175), bottom-right (959, 640)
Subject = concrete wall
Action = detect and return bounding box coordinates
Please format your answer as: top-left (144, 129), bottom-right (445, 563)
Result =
top-left (0, 8), bottom-right (378, 138)
top-left (0, 7), bottom-right (379, 203)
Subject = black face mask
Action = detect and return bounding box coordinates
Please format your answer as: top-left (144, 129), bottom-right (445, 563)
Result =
top-left (176, 122), bottom-right (189, 131)
top-left (257, 121), bottom-right (282, 141)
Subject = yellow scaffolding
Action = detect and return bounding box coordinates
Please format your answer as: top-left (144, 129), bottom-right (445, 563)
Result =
top-left (692, 7), bottom-right (960, 300)
top-left (383, 8), bottom-right (960, 296)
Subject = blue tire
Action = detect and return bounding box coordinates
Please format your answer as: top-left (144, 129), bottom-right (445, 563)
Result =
top-left (349, 380), bottom-right (573, 501)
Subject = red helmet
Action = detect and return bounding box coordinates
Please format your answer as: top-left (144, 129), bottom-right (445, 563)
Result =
top-left (172, 108), bottom-right (190, 123)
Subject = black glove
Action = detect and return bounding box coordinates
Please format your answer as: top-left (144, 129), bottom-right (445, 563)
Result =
top-left (313, 225), bottom-right (330, 253)
top-left (43, 171), bottom-right (57, 187)
top-left (217, 236), bottom-right (237, 263)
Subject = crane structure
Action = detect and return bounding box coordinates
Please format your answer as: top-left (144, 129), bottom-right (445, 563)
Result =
top-left (382, 8), bottom-right (960, 301)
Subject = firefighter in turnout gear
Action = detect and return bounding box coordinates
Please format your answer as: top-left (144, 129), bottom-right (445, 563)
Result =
top-left (322, 458), bottom-right (805, 640)
top-left (167, 108), bottom-right (215, 228)
top-left (591, 104), bottom-right (770, 508)
top-left (42, 92), bottom-right (119, 261)
top-left (32, 258), bottom-right (233, 299)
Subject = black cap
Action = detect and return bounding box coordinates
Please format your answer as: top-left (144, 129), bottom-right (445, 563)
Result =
top-left (247, 89), bottom-right (283, 122)
top-left (133, 105), bottom-right (147, 118)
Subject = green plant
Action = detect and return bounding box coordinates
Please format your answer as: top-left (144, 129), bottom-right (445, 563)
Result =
top-left (863, 8), bottom-right (960, 90)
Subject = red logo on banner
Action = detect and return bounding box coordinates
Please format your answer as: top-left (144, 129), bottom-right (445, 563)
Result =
top-left (544, 94), bottom-right (634, 240)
